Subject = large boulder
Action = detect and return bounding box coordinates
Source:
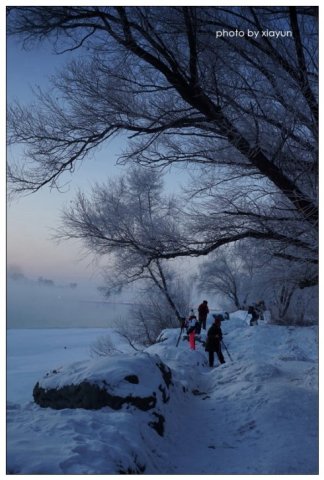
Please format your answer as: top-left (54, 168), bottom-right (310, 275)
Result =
top-left (33, 353), bottom-right (172, 413)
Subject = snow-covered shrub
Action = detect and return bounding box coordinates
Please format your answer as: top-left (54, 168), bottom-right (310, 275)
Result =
top-left (90, 329), bottom-right (143, 358)
top-left (114, 275), bottom-right (192, 346)
top-left (129, 303), bottom-right (180, 346)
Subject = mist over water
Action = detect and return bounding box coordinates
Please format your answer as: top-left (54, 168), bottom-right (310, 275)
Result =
top-left (7, 278), bottom-right (131, 329)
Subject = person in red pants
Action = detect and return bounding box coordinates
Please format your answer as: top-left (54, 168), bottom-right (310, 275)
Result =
top-left (186, 314), bottom-right (198, 350)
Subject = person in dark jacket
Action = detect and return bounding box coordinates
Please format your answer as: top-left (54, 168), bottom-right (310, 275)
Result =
top-left (205, 314), bottom-right (225, 367)
top-left (248, 305), bottom-right (259, 326)
top-left (198, 300), bottom-right (209, 330)
top-left (255, 300), bottom-right (266, 320)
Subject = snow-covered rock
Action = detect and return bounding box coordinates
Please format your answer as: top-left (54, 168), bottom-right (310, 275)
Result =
top-left (33, 353), bottom-right (172, 414)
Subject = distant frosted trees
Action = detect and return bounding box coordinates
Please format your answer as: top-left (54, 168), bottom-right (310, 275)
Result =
top-left (198, 244), bottom-right (257, 310)
top-left (199, 241), bottom-right (318, 324)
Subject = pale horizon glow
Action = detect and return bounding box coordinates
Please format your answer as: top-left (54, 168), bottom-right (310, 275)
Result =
top-left (6, 28), bottom-right (188, 281)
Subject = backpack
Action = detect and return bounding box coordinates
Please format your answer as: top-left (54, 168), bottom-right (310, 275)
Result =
top-left (188, 320), bottom-right (200, 334)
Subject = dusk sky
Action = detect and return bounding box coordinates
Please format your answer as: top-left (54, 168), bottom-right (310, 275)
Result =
top-left (7, 35), bottom-right (126, 283)
top-left (6, 30), bottom-right (149, 327)
top-left (4, 4), bottom-right (205, 330)
top-left (7, 31), bottom-right (189, 285)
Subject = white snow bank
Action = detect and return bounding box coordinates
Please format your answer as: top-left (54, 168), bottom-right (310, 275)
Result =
top-left (7, 403), bottom-right (167, 474)
top-left (7, 317), bottom-right (318, 474)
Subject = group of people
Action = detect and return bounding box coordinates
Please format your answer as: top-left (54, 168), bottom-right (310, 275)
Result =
top-left (184, 300), bottom-right (225, 367)
top-left (182, 299), bottom-right (267, 367)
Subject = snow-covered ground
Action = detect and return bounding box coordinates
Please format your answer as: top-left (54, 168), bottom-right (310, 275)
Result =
top-left (7, 311), bottom-right (318, 474)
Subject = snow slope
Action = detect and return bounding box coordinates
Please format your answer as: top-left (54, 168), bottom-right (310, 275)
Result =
top-left (7, 312), bottom-right (318, 474)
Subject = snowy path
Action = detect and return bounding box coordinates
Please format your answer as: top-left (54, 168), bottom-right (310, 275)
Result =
top-left (166, 369), bottom-right (239, 474)
top-left (162, 322), bottom-right (318, 475)
top-left (164, 366), bottom-right (264, 475)
top-left (7, 321), bottom-right (318, 474)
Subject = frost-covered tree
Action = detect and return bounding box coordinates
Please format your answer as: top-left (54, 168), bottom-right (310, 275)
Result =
top-left (59, 166), bottom-right (190, 323)
top-left (8, 7), bottom-right (318, 285)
